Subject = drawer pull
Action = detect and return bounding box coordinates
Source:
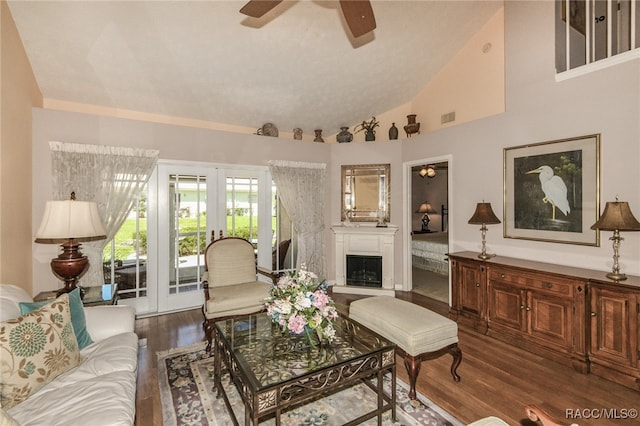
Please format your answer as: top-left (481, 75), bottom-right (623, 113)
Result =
top-left (545, 282), bottom-right (553, 289)
top-left (520, 305), bottom-right (525, 310)
top-left (526, 306), bottom-right (531, 311)
top-left (476, 283), bottom-right (480, 287)
top-left (591, 312), bottom-right (597, 317)
top-left (501, 273), bottom-right (506, 279)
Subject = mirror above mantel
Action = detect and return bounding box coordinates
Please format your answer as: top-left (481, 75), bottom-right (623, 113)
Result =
top-left (341, 163), bottom-right (390, 223)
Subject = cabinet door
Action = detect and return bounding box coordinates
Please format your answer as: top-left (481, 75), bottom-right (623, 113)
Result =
top-left (528, 290), bottom-right (573, 348)
top-left (590, 285), bottom-right (638, 369)
top-left (457, 260), bottom-right (484, 316)
top-left (488, 280), bottom-right (526, 331)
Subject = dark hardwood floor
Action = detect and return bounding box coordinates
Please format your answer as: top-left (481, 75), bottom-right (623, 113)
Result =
top-left (135, 291), bottom-right (639, 426)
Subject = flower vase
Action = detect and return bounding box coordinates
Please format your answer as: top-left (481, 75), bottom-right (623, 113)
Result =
top-left (313, 129), bottom-right (324, 143)
top-left (365, 130), bottom-right (375, 142)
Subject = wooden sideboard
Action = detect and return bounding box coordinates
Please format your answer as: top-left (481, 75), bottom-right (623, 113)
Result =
top-left (449, 251), bottom-right (640, 390)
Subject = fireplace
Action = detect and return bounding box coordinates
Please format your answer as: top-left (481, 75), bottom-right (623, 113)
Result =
top-left (346, 255), bottom-right (382, 287)
top-left (331, 224), bottom-right (398, 296)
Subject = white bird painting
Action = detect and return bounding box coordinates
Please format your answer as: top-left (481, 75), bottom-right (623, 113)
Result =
top-left (526, 165), bottom-right (570, 220)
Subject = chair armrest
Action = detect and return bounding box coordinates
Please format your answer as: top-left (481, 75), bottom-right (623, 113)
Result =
top-left (525, 405), bottom-right (573, 426)
top-left (257, 266), bottom-right (278, 284)
top-left (84, 305), bottom-right (136, 342)
top-left (257, 266), bottom-right (273, 277)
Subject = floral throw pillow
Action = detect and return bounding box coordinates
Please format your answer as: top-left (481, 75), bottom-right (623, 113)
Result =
top-left (0, 294), bottom-right (81, 410)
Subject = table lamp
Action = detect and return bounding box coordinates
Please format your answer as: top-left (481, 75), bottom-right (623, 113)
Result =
top-left (468, 202), bottom-right (501, 260)
top-left (35, 192), bottom-right (107, 296)
top-left (416, 202), bottom-right (437, 232)
top-left (590, 198), bottom-right (640, 281)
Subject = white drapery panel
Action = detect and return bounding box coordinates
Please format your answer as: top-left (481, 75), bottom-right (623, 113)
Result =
top-left (268, 160), bottom-right (326, 279)
top-left (49, 141), bottom-right (159, 287)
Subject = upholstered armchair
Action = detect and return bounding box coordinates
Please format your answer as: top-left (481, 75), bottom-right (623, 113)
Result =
top-left (202, 234), bottom-right (271, 352)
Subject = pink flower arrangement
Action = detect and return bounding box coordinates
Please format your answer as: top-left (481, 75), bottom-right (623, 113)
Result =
top-left (265, 264), bottom-right (338, 344)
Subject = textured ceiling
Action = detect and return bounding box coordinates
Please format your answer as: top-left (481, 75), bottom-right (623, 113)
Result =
top-left (8, 0), bottom-right (502, 134)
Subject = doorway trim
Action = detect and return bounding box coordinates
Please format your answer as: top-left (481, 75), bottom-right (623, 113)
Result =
top-left (401, 154), bottom-right (453, 304)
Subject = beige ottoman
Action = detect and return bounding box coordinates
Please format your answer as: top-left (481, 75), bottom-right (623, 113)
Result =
top-left (349, 295), bottom-right (461, 400)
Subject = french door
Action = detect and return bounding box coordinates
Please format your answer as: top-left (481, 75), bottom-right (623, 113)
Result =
top-left (155, 163), bottom-right (273, 314)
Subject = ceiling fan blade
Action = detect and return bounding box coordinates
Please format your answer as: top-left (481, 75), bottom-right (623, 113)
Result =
top-left (239, 0), bottom-right (283, 18)
top-left (339, 0), bottom-right (376, 38)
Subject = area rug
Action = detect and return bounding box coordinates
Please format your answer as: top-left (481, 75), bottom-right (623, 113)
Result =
top-left (157, 342), bottom-right (463, 426)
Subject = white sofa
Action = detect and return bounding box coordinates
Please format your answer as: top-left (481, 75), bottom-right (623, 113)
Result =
top-left (0, 284), bottom-right (138, 426)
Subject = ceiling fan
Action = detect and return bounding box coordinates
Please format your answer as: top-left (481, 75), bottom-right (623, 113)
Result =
top-left (239, 0), bottom-right (377, 38)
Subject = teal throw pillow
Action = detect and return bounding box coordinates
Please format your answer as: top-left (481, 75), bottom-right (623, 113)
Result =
top-left (19, 287), bottom-right (94, 349)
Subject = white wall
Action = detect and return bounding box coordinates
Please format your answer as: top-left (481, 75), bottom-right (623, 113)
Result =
top-left (32, 1), bottom-right (640, 295)
top-left (31, 109), bottom-right (332, 294)
top-left (401, 1), bottom-right (640, 277)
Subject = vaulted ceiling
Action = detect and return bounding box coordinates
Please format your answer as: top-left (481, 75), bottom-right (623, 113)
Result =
top-left (8, 0), bottom-right (503, 134)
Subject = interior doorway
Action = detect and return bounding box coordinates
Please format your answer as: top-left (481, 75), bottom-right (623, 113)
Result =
top-left (408, 161), bottom-right (450, 303)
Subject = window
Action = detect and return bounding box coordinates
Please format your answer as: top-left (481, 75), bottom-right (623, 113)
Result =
top-left (556, 0), bottom-right (639, 76)
top-left (103, 185), bottom-right (148, 300)
top-left (103, 163), bottom-right (297, 314)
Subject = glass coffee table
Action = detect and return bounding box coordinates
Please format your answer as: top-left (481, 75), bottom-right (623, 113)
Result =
top-left (214, 312), bottom-right (396, 426)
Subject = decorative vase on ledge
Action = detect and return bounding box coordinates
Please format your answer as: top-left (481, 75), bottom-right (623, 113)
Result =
top-left (336, 127), bottom-right (353, 143)
top-left (403, 114), bottom-right (420, 138)
top-left (388, 123), bottom-right (398, 140)
top-left (313, 129), bottom-right (324, 143)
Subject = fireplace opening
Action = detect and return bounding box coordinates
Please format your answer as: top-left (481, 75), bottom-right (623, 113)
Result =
top-left (346, 255), bottom-right (382, 287)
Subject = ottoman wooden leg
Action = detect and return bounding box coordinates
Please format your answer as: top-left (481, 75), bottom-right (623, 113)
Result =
top-left (449, 343), bottom-right (462, 382)
top-left (403, 354), bottom-right (421, 400)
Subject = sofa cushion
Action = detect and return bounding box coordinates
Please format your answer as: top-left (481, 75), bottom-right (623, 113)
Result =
top-left (37, 332), bottom-right (138, 392)
top-left (7, 370), bottom-right (136, 426)
top-left (0, 294), bottom-right (81, 409)
top-left (0, 409), bottom-right (19, 426)
top-left (19, 288), bottom-right (94, 349)
top-left (0, 285), bottom-right (33, 322)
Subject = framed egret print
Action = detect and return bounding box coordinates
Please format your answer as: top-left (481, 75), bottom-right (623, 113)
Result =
top-left (503, 134), bottom-right (600, 246)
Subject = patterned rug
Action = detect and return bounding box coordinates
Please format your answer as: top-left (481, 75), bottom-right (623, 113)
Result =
top-left (157, 342), bottom-right (462, 426)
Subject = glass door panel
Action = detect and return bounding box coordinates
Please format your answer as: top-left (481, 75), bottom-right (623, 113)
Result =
top-left (168, 174), bottom-right (207, 295)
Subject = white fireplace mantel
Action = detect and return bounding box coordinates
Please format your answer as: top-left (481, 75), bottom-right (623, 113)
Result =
top-left (331, 224), bottom-right (399, 296)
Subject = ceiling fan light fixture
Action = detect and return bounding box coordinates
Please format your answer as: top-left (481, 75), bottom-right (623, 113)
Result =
top-left (419, 165), bottom-right (436, 178)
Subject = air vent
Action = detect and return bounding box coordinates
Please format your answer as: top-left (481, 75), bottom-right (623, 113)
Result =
top-left (441, 111), bottom-right (456, 124)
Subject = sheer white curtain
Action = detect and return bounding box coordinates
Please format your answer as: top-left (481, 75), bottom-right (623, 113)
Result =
top-left (49, 141), bottom-right (159, 287)
top-left (268, 160), bottom-right (326, 279)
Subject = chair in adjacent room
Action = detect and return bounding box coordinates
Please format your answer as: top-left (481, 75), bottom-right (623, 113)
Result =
top-left (258, 239), bottom-right (291, 284)
top-left (201, 232), bottom-right (271, 352)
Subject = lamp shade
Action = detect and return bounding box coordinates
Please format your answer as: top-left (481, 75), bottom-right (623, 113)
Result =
top-left (416, 202), bottom-right (437, 214)
top-left (590, 201), bottom-right (640, 231)
top-left (35, 199), bottom-right (107, 243)
top-left (468, 202), bottom-right (501, 225)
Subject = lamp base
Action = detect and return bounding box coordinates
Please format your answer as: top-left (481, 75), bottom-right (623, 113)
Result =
top-left (606, 271), bottom-right (627, 281)
top-left (50, 239), bottom-right (89, 296)
top-left (477, 253), bottom-right (496, 260)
